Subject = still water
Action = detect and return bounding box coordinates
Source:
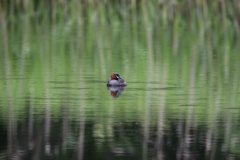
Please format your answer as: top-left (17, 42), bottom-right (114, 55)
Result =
top-left (1, 21), bottom-right (240, 160)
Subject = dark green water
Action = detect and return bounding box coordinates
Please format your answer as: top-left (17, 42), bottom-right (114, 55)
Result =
top-left (1, 11), bottom-right (240, 160)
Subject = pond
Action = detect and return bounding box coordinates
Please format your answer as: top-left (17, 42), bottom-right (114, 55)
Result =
top-left (1, 1), bottom-right (240, 160)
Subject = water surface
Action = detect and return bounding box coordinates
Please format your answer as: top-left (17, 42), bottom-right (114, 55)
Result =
top-left (1, 11), bottom-right (240, 160)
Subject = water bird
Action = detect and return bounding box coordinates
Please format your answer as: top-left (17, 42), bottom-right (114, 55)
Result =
top-left (107, 73), bottom-right (127, 86)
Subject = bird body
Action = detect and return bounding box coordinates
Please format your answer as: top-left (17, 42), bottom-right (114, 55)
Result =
top-left (107, 73), bottom-right (127, 86)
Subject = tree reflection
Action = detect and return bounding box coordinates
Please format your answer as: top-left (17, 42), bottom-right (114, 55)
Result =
top-left (1, 1), bottom-right (240, 159)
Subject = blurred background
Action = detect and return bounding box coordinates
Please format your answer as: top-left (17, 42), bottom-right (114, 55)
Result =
top-left (1, 0), bottom-right (240, 159)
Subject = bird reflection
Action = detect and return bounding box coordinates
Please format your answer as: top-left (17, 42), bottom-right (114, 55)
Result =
top-left (107, 86), bottom-right (126, 98)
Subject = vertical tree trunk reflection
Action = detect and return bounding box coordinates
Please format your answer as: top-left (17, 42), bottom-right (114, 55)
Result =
top-left (155, 63), bottom-right (167, 160)
top-left (0, 5), bottom-right (15, 155)
top-left (77, 71), bottom-right (86, 160)
top-left (77, 11), bottom-right (86, 159)
top-left (28, 83), bottom-right (34, 150)
top-left (142, 2), bottom-right (153, 159)
top-left (184, 46), bottom-right (197, 159)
